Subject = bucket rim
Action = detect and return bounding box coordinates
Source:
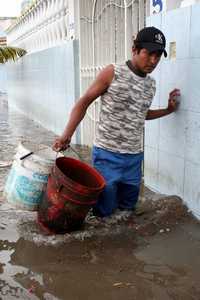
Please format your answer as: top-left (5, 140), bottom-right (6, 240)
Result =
top-left (55, 156), bottom-right (106, 192)
top-left (18, 140), bottom-right (57, 164)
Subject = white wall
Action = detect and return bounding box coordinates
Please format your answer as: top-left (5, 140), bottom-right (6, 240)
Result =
top-left (145, 4), bottom-right (200, 218)
top-left (6, 40), bottom-right (80, 143)
top-left (0, 65), bottom-right (7, 94)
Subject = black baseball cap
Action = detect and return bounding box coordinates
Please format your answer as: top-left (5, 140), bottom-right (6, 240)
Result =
top-left (135, 26), bottom-right (167, 57)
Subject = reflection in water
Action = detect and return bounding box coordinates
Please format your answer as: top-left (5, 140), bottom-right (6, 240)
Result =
top-left (0, 217), bottom-right (40, 299)
top-left (0, 224), bottom-right (60, 299)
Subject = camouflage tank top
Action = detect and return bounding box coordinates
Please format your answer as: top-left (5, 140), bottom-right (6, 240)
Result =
top-left (94, 63), bottom-right (156, 154)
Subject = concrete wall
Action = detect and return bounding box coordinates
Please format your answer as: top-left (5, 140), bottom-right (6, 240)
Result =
top-left (145, 4), bottom-right (200, 218)
top-left (6, 40), bottom-right (80, 143)
top-left (0, 65), bottom-right (7, 94)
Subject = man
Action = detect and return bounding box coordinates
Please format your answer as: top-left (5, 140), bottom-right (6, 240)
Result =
top-left (53, 26), bottom-right (180, 219)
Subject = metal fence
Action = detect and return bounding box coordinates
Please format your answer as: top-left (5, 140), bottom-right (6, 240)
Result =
top-left (79, 0), bottom-right (148, 146)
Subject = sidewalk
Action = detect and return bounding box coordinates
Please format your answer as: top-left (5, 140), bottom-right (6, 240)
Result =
top-left (0, 95), bottom-right (200, 300)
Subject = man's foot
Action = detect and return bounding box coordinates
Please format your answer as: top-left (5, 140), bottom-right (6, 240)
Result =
top-left (85, 210), bottom-right (103, 225)
top-left (114, 209), bottom-right (133, 221)
top-left (134, 204), bottom-right (146, 216)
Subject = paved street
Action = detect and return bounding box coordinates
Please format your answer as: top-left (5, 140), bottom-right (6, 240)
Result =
top-left (1, 95), bottom-right (200, 300)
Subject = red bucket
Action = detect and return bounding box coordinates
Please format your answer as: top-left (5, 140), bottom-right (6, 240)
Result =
top-left (37, 157), bottom-right (105, 234)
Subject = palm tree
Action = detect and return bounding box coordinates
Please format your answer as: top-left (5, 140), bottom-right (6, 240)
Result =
top-left (0, 46), bottom-right (27, 64)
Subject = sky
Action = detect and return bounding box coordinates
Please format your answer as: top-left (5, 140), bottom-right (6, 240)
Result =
top-left (0, 0), bottom-right (23, 17)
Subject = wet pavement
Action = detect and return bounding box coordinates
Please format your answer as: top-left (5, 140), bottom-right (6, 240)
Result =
top-left (0, 95), bottom-right (200, 300)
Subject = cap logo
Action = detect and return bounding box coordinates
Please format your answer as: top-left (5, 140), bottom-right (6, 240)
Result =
top-left (155, 33), bottom-right (164, 45)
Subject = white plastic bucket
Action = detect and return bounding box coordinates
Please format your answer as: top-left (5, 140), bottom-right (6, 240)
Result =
top-left (4, 141), bottom-right (58, 211)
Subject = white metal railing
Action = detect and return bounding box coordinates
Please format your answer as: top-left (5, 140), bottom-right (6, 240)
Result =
top-left (79, 0), bottom-right (149, 146)
top-left (6, 0), bottom-right (75, 53)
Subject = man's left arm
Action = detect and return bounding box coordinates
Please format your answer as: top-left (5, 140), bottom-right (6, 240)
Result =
top-left (146, 88), bottom-right (180, 120)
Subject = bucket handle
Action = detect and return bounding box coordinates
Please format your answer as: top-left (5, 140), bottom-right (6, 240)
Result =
top-left (57, 184), bottom-right (63, 193)
top-left (19, 146), bottom-right (52, 161)
top-left (20, 151), bottom-right (34, 160)
top-left (59, 146), bottom-right (84, 161)
top-left (52, 177), bottom-right (63, 193)
top-left (52, 173), bottom-right (63, 193)
top-left (69, 146), bottom-right (83, 161)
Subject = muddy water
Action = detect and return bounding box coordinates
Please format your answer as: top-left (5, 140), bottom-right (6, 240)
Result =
top-left (1, 96), bottom-right (200, 300)
top-left (1, 211), bottom-right (200, 300)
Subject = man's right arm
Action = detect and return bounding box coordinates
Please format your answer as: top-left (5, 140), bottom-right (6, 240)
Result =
top-left (53, 64), bottom-right (114, 151)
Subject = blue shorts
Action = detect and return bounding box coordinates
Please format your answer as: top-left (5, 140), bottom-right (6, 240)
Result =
top-left (92, 146), bottom-right (144, 217)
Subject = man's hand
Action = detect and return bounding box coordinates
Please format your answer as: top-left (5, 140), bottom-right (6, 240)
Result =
top-left (52, 137), bottom-right (71, 152)
top-left (146, 88), bottom-right (181, 120)
top-left (167, 88), bottom-right (180, 113)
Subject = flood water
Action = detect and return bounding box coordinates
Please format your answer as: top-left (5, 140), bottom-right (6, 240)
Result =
top-left (1, 95), bottom-right (200, 300)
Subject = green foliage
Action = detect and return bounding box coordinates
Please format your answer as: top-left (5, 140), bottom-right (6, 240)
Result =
top-left (0, 46), bottom-right (27, 64)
